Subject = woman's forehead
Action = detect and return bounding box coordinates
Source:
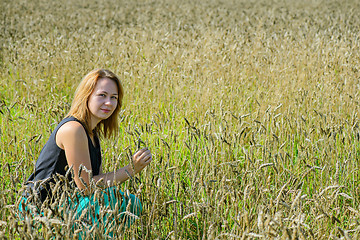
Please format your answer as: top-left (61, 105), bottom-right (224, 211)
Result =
top-left (94, 77), bottom-right (118, 93)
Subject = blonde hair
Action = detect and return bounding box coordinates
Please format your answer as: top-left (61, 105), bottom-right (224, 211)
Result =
top-left (67, 69), bottom-right (124, 138)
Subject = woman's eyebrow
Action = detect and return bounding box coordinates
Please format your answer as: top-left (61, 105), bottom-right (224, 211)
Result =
top-left (98, 90), bottom-right (118, 95)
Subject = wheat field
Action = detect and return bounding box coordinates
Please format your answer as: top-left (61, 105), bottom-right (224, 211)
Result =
top-left (1, 0), bottom-right (360, 239)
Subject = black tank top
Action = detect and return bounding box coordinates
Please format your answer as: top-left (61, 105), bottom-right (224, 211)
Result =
top-left (25, 116), bottom-right (102, 202)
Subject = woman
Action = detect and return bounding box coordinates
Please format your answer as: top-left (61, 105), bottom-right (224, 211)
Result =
top-left (20, 69), bottom-right (152, 235)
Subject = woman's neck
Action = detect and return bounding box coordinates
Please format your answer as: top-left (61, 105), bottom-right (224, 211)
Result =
top-left (89, 117), bottom-right (101, 133)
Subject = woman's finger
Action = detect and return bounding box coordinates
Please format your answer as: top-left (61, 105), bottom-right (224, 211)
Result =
top-left (138, 149), bottom-right (151, 159)
top-left (133, 148), bottom-right (148, 159)
top-left (144, 154), bottom-right (152, 162)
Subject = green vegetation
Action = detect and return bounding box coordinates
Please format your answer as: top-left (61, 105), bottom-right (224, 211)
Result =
top-left (1, 0), bottom-right (360, 238)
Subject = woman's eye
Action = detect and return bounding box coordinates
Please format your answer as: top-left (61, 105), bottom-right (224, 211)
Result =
top-left (111, 96), bottom-right (118, 99)
top-left (99, 94), bottom-right (106, 97)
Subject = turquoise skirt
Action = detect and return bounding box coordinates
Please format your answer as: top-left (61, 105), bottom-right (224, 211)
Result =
top-left (19, 186), bottom-right (142, 237)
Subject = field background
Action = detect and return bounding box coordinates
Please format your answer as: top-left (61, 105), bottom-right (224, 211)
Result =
top-left (1, 0), bottom-right (360, 239)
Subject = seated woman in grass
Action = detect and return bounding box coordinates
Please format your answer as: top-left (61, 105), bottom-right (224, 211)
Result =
top-left (19, 69), bottom-right (152, 235)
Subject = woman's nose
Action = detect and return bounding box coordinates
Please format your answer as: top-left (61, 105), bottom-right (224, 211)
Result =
top-left (104, 97), bottom-right (112, 105)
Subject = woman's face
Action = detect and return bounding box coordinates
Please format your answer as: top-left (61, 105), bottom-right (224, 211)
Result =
top-left (88, 77), bottom-right (118, 125)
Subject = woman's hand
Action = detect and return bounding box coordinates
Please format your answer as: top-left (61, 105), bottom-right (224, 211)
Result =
top-left (132, 148), bottom-right (152, 174)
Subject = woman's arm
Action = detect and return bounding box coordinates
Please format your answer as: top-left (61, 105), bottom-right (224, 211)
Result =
top-left (56, 121), bottom-right (93, 191)
top-left (93, 148), bottom-right (151, 187)
top-left (56, 121), bottom-right (152, 193)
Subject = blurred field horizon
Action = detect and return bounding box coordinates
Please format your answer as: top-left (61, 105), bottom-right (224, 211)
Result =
top-left (1, 0), bottom-right (360, 239)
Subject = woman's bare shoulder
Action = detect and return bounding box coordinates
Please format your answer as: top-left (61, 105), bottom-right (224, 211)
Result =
top-left (56, 120), bottom-right (87, 149)
top-left (58, 120), bottom-right (86, 135)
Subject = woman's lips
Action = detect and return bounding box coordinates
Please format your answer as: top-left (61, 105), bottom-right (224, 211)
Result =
top-left (101, 109), bottom-right (110, 113)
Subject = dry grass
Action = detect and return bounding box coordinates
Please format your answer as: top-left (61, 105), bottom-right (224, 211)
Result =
top-left (1, 0), bottom-right (360, 239)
